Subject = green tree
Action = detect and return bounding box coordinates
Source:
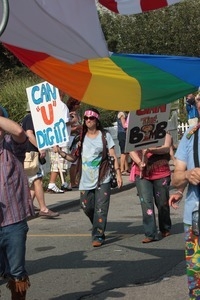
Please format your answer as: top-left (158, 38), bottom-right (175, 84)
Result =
top-left (98, 0), bottom-right (200, 56)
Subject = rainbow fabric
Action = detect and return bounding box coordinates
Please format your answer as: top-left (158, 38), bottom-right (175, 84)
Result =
top-left (4, 45), bottom-right (198, 111)
top-left (1, 0), bottom-right (195, 111)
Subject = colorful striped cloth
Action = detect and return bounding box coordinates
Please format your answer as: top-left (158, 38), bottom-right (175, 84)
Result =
top-left (1, 0), bottom-right (194, 111)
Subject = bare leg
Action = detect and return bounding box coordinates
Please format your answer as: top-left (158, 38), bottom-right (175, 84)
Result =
top-left (124, 153), bottom-right (129, 171)
top-left (32, 178), bottom-right (48, 212)
top-left (120, 153), bottom-right (126, 173)
top-left (49, 171), bottom-right (59, 184)
top-left (29, 178), bottom-right (59, 217)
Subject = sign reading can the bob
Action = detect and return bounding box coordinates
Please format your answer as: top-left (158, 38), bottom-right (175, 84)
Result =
top-left (125, 104), bottom-right (171, 152)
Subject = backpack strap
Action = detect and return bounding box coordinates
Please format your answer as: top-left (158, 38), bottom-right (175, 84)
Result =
top-left (96, 131), bottom-right (110, 187)
top-left (193, 128), bottom-right (200, 239)
top-left (193, 128), bottom-right (199, 167)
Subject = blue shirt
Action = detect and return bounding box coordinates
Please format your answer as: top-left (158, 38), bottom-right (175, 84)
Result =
top-left (79, 131), bottom-right (115, 190)
top-left (186, 102), bottom-right (199, 119)
top-left (175, 128), bottom-right (200, 224)
top-left (117, 112), bottom-right (127, 134)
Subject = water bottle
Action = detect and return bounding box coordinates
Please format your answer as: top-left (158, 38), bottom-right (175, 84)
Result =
top-left (192, 202), bottom-right (199, 236)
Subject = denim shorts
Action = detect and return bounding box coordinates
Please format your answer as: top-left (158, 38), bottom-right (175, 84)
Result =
top-left (0, 219), bottom-right (29, 279)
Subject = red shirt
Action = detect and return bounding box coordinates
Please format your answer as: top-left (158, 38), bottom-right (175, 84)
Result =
top-left (135, 151), bottom-right (171, 180)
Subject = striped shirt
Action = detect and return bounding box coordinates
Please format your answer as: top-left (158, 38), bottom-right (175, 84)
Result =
top-left (0, 135), bottom-right (34, 227)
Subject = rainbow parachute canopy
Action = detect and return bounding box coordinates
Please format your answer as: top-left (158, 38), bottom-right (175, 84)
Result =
top-left (1, 0), bottom-right (196, 111)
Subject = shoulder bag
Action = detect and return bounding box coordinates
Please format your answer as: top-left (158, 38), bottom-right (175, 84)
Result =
top-left (24, 151), bottom-right (39, 176)
top-left (102, 132), bottom-right (118, 188)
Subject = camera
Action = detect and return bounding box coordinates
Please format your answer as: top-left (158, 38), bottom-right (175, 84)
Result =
top-left (39, 157), bottom-right (46, 165)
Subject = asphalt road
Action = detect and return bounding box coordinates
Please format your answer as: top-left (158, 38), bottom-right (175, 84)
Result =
top-left (0, 182), bottom-right (188, 300)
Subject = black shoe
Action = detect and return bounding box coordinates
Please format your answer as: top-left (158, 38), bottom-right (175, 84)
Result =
top-left (61, 184), bottom-right (72, 191)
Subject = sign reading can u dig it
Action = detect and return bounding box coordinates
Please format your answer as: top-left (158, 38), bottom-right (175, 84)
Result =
top-left (125, 104), bottom-right (171, 152)
top-left (26, 81), bottom-right (69, 150)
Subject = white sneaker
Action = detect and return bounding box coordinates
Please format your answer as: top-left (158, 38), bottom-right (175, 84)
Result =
top-left (47, 185), bottom-right (64, 193)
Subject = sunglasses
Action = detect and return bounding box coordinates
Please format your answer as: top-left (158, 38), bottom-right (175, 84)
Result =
top-left (84, 116), bottom-right (96, 121)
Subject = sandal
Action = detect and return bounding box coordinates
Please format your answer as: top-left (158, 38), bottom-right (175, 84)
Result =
top-left (142, 237), bottom-right (157, 243)
top-left (121, 171), bottom-right (130, 176)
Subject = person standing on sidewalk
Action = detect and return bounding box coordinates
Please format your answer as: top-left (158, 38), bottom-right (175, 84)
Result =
top-left (56, 108), bottom-right (123, 247)
top-left (117, 111), bottom-right (130, 175)
top-left (22, 103), bottom-right (59, 218)
top-left (169, 96), bottom-right (200, 299)
top-left (67, 97), bottom-right (82, 189)
top-left (129, 132), bottom-right (173, 243)
top-left (186, 93), bottom-right (199, 126)
top-left (47, 91), bottom-right (72, 193)
top-left (0, 105), bottom-right (34, 300)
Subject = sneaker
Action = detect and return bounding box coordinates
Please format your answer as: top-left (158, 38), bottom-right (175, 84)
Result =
top-left (47, 185), bottom-right (64, 194)
top-left (39, 209), bottom-right (59, 218)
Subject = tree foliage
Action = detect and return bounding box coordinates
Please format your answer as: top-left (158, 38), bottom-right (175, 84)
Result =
top-left (99, 0), bottom-right (200, 56)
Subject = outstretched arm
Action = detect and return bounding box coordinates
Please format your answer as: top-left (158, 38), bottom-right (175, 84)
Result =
top-left (56, 146), bottom-right (77, 162)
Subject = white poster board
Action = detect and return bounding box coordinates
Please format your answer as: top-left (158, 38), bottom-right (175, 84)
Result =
top-left (125, 104), bottom-right (171, 152)
top-left (26, 81), bottom-right (69, 150)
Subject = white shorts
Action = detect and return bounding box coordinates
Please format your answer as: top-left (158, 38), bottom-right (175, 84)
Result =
top-left (27, 167), bottom-right (43, 187)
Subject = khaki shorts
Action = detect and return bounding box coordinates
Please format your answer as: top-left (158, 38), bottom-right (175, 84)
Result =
top-left (48, 147), bottom-right (70, 172)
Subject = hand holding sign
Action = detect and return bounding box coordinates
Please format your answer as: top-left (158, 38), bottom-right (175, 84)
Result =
top-left (125, 104), bottom-right (171, 153)
top-left (26, 82), bottom-right (70, 150)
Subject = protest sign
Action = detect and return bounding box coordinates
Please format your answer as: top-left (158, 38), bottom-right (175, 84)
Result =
top-left (125, 104), bottom-right (171, 152)
top-left (26, 81), bottom-right (69, 150)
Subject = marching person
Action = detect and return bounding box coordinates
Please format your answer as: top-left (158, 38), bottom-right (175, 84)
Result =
top-left (169, 95), bottom-right (200, 299)
top-left (0, 105), bottom-right (34, 299)
top-left (22, 103), bottom-right (59, 218)
top-left (117, 111), bottom-right (130, 175)
top-left (56, 108), bottom-right (123, 247)
top-left (129, 132), bottom-right (173, 243)
top-left (67, 97), bottom-right (82, 189)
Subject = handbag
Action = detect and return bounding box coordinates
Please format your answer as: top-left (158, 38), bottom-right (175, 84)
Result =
top-left (24, 151), bottom-right (39, 176)
top-left (107, 155), bottom-right (118, 188)
top-left (103, 132), bottom-right (118, 188)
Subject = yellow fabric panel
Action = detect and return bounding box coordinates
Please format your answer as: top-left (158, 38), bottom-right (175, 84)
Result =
top-left (83, 57), bottom-right (141, 111)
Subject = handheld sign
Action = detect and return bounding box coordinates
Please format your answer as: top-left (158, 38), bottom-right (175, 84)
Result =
top-left (26, 81), bottom-right (69, 150)
top-left (125, 104), bottom-right (171, 152)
